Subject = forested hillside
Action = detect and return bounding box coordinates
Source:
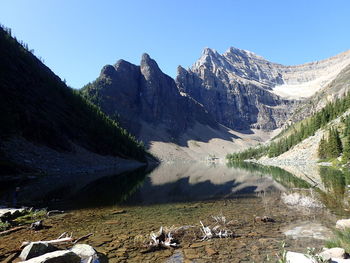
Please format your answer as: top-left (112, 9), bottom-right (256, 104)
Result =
top-left (0, 25), bottom-right (148, 162)
top-left (227, 89), bottom-right (350, 162)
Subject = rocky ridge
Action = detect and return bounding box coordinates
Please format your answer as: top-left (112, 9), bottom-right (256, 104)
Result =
top-left (82, 47), bottom-right (350, 160)
top-left (176, 47), bottom-right (350, 130)
top-left (81, 54), bottom-right (218, 141)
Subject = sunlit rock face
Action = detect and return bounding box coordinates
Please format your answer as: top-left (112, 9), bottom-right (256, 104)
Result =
top-left (176, 47), bottom-right (350, 130)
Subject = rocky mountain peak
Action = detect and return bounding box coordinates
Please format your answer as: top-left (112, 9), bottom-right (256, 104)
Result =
top-left (100, 65), bottom-right (116, 78)
top-left (140, 53), bottom-right (163, 80)
top-left (224, 47), bottom-right (266, 62)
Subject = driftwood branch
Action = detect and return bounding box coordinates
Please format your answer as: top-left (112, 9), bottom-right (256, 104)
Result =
top-left (0, 226), bottom-right (26, 236)
top-left (144, 226), bottom-right (178, 252)
top-left (57, 232), bottom-right (68, 239)
top-left (47, 210), bottom-right (64, 217)
top-left (73, 233), bottom-right (93, 244)
top-left (21, 237), bottom-right (73, 248)
top-left (200, 217), bottom-right (233, 240)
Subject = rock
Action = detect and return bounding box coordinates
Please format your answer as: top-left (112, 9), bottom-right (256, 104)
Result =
top-left (166, 251), bottom-right (184, 263)
top-left (319, 247), bottom-right (348, 260)
top-left (19, 242), bottom-right (58, 260)
top-left (254, 216), bottom-right (275, 223)
top-left (70, 244), bottom-right (99, 263)
top-left (190, 242), bottom-right (205, 248)
top-left (205, 246), bottom-right (218, 256)
top-left (19, 250), bottom-right (80, 263)
top-left (285, 251), bottom-right (316, 263)
top-left (336, 219), bottom-right (350, 230)
top-left (183, 248), bottom-right (200, 259)
top-left (0, 208), bottom-right (27, 222)
top-left (283, 221), bottom-right (332, 240)
top-left (30, 220), bottom-right (43, 231)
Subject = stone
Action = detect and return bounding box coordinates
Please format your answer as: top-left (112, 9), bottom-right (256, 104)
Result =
top-left (183, 248), bottom-right (199, 259)
top-left (205, 246), bottom-right (218, 256)
top-left (319, 247), bottom-right (348, 260)
top-left (285, 251), bottom-right (315, 263)
top-left (336, 219), bottom-right (350, 230)
top-left (70, 244), bottom-right (99, 263)
top-left (0, 208), bottom-right (26, 222)
top-left (19, 250), bottom-right (80, 263)
top-left (190, 242), bottom-right (205, 248)
top-left (30, 220), bottom-right (43, 231)
top-left (20, 242), bottom-right (58, 260)
top-left (283, 221), bottom-right (332, 240)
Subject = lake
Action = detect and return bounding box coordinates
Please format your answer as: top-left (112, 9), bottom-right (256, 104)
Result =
top-left (0, 162), bottom-right (347, 262)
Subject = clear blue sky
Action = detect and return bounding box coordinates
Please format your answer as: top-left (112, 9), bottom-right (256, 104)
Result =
top-left (1, 0), bottom-right (349, 89)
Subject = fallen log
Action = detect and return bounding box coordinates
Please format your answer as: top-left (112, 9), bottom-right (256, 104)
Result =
top-left (0, 225), bottom-right (26, 236)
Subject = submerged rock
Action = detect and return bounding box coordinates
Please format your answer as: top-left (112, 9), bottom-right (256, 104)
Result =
top-left (19, 242), bottom-right (58, 260)
top-left (283, 222), bottom-right (332, 240)
top-left (19, 250), bottom-right (80, 263)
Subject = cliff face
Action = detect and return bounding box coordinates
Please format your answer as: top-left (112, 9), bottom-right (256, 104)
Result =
top-left (176, 48), bottom-right (297, 130)
top-left (81, 54), bottom-right (218, 140)
top-left (176, 47), bottom-right (350, 130)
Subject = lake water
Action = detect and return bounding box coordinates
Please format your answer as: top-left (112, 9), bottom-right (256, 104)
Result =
top-left (0, 162), bottom-right (348, 262)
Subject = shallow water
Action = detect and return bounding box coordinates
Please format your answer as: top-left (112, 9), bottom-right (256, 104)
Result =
top-left (0, 162), bottom-right (346, 262)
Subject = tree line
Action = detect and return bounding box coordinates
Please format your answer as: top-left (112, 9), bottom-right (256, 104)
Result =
top-left (227, 92), bottom-right (350, 161)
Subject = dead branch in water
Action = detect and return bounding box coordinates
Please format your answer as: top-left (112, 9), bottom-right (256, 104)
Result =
top-left (20, 232), bottom-right (73, 248)
top-left (143, 226), bottom-right (179, 253)
top-left (21, 237), bottom-right (73, 248)
top-left (200, 216), bottom-right (234, 241)
top-left (0, 226), bottom-right (26, 236)
top-left (73, 233), bottom-right (93, 244)
top-left (20, 232), bottom-right (93, 249)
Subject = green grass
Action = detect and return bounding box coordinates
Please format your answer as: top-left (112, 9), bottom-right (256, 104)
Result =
top-left (326, 227), bottom-right (350, 253)
top-left (13, 209), bottom-right (47, 225)
top-left (0, 222), bottom-right (10, 231)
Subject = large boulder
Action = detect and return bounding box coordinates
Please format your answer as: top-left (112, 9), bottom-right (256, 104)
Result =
top-left (319, 247), bottom-right (348, 260)
top-left (70, 244), bottom-right (99, 263)
top-left (19, 242), bottom-right (58, 260)
top-left (285, 251), bottom-right (317, 263)
top-left (19, 250), bottom-right (80, 263)
top-left (336, 219), bottom-right (350, 230)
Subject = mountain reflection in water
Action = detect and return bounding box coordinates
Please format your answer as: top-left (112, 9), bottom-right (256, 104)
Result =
top-left (3, 161), bottom-right (314, 209)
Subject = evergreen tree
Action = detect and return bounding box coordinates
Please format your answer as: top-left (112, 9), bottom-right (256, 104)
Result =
top-left (318, 136), bottom-right (327, 159)
top-left (328, 128), bottom-right (342, 158)
top-left (342, 135), bottom-right (350, 162)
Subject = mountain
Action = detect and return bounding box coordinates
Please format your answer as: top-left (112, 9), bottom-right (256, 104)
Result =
top-left (227, 62), bottom-right (350, 164)
top-left (82, 46), bottom-right (350, 161)
top-left (82, 54), bottom-right (273, 161)
top-left (0, 26), bottom-right (148, 177)
top-left (81, 54), bottom-right (218, 140)
top-left (289, 63), bottom-right (350, 123)
top-left (176, 47), bottom-right (350, 130)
